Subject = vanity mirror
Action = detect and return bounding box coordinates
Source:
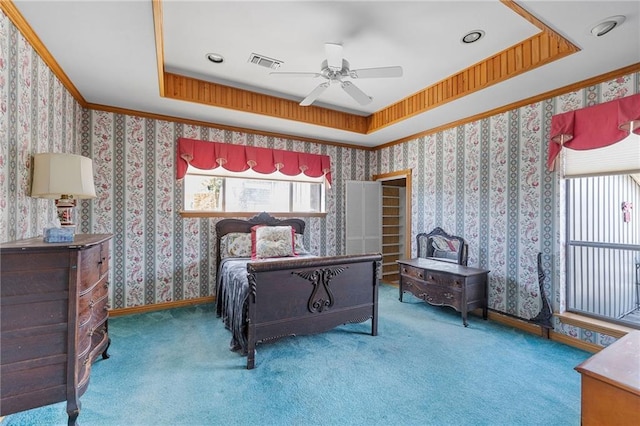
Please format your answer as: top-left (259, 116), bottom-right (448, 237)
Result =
top-left (416, 227), bottom-right (468, 266)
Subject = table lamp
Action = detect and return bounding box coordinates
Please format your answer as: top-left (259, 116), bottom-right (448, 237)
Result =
top-left (31, 153), bottom-right (97, 228)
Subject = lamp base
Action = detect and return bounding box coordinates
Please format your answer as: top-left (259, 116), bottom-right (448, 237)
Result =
top-left (55, 196), bottom-right (77, 228)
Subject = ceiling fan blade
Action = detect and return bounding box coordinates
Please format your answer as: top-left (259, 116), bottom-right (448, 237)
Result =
top-left (325, 43), bottom-right (343, 70)
top-left (270, 71), bottom-right (323, 78)
top-left (341, 81), bottom-right (372, 105)
top-left (350, 66), bottom-right (403, 79)
top-left (300, 82), bottom-right (330, 106)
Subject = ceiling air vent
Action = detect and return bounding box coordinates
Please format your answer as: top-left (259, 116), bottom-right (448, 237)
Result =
top-left (248, 53), bottom-right (282, 70)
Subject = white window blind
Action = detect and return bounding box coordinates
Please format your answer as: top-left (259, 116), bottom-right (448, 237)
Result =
top-left (563, 132), bottom-right (640, 178)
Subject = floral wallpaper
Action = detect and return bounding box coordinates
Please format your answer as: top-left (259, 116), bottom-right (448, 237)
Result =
top-left (0, 11), bottom-right (83, 243)
top-left (2, 10), bottom-right (639, 346)
top-left (84, 111), bottom-right (370, 308)
top-left (374, 75), bottom-right (640, 346)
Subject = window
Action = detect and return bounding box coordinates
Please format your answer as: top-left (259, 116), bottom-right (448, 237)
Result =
top-left (566, 174), bottom-right (640, 328)
top-left (183, 166), bottom-right (325, 214)
top-left (549, 94), bottom-right (640, 329)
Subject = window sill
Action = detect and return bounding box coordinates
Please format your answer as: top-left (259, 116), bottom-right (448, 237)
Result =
top-left (555, 312), bottom-right (636, 339)
top-left (179, 211), bottom-right (327, 218)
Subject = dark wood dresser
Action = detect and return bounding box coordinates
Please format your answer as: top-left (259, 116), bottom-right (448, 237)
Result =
top-left (575, 330), bottom-right (640, 426)
top-left (1, 234), bottom-right (112, 425)
top-left (397, 258), bottom-right (489, 326)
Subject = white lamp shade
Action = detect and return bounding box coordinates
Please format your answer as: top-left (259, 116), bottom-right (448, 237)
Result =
top-left (31, 153), bottom-right (97, 199)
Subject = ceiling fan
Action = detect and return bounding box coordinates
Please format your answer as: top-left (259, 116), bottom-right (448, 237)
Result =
top-left (270, 43), bottom-right (403, 107)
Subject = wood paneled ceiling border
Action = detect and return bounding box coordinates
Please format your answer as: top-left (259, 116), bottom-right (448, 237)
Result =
top-left (153, 0), bottom-right (579, 135)
top-left (368, 0), bottom-right (579, 133)
top-left (3, 0), bottom-right (637, 152)
top-left (376, 62), bottom-right (640, 150)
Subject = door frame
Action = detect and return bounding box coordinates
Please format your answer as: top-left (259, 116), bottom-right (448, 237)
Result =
top-left (373, 169), bottom-right (412, 259)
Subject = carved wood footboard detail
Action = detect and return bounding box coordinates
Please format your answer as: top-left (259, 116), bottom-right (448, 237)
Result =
top-left (294, 266), bottom-right (346, 313)
top-left (245, 253), bottom-right (381, 369)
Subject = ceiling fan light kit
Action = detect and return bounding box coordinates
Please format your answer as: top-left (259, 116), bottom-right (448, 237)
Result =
top-left (270, 42), bottom-right (403, 107)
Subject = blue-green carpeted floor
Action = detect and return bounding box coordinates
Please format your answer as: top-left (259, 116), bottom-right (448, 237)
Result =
top-left (4, 284), bottom-right (590, 426)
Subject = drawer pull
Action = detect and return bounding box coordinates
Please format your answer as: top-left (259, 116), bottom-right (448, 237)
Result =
top-left (444, 292), bottom-right (454, 299)
top-left (89, 299), bottom-right (95, 308)
top-left (89, 328), bottom-right (94, 337)
top-left (104, 281), bottom-right (109, 289)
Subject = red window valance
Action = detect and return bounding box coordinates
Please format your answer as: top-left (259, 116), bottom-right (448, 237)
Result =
top-left (176, 138), bottom-right (332, 185)
top-left (547, 93), bottom-right (640, 171)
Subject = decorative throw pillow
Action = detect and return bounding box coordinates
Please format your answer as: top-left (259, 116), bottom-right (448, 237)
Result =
top-left (220, 232), bottom-right (252, 259)
top-left (294, 233), bottom-right (308, 254)
top-left (251, 225), bottom-right (295, 259)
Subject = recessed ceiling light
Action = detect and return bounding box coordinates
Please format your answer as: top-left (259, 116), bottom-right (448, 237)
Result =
top-left (206, 53), bottom-right (224, 64)
top-left (590, 15), bottom-right (625, 37)
top-left (461, 30), bottom-right (485, 44)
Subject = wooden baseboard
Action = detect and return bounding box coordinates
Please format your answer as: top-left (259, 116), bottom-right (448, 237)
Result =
top-left (109, 296), bottom-right (215, 317)
top-left (109, 288), bottom-right (604, 353)
top-left (549, 330), bottom-right (602, 353)
top-left (486, 309), bottom-right (603, 353)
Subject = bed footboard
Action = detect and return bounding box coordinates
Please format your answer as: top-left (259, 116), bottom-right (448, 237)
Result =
top-left (245, 253), bottom-right (381, 369)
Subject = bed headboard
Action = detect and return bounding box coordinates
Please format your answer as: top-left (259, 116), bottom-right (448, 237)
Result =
top-left (215, 212), bottom-right (306, 268)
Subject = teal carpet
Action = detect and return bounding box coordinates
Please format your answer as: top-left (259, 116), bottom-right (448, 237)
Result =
top-left (4, 284), bottom-right (590, 426)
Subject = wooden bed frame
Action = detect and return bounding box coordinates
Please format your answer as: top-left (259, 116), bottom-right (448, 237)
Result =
top-left (215, 212), bottom-right (381, 369)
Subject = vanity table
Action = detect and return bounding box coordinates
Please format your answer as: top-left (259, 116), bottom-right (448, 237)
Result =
top-left (397, 257), bottom-right (489, 326)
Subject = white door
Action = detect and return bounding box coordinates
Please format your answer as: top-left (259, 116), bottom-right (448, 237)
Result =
top-left (345, 180), bottom-right (382, 255)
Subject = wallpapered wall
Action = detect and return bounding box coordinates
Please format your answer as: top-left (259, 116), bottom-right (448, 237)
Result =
top-left (85, 111), bottom-right (370, 308)
top-left (1, 12), bottom-right (372, 309)
top-left (373, 74), bottom-right (640, 346)
top-left (2, 11), bottom-right (639, 345)
top-left (0, 13), bottom-right (84, 243)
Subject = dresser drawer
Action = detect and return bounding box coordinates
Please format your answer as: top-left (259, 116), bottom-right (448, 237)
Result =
top-left (79, 278), bottom-right (108, 352)
top-left (402, 276), bottom-right (461, 306)
top-left (98, 241), bottom-right (110, 276)
top-left (401, 276), bottom-right (428, 294)
top-left (90, 322), bottom-right (109, 360)
top-left (78, 245), bottom-right (103, 292)
top-left (91, 288), bottom-right (109, 326)
top-left (77, 316), bottom-right (92, 362)
top-left (417, 284), bottom-right (462, 307)
top-left (423, 270), bottom-right (463, 289)
top-left (399, 264), bottom-right (426, 280)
